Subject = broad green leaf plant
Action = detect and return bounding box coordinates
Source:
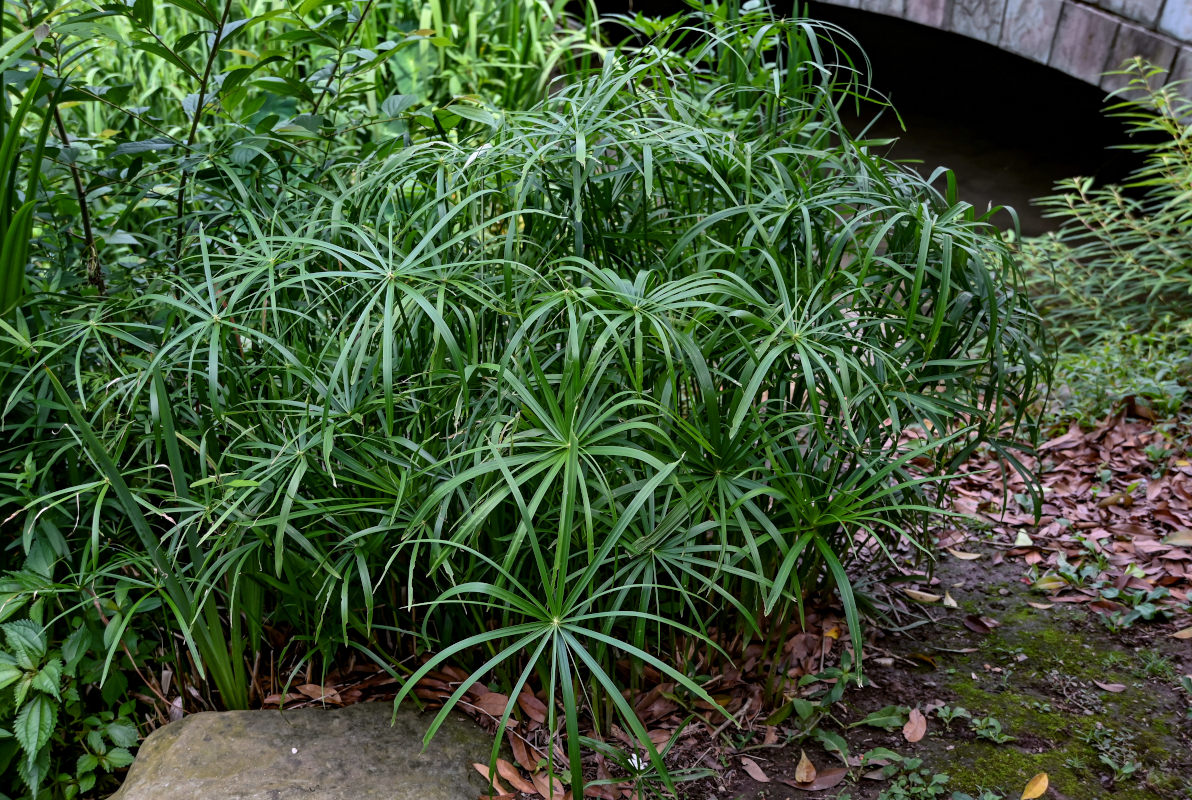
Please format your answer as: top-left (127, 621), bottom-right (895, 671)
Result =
top-left (0, 1), bottom-right (1046, 796)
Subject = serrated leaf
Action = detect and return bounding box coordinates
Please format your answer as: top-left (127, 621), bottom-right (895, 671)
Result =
top-left (104, 747), bottom-right (135, 769)
top-left (15, 694), bottom-right (56, 756)
top-left (3, 620), bottom-right (46, 669)
top-left (31, 658), bottom-right (61, 700)
top-left (106, 721), bottom-right (139, 748)
top-left (0, 655), bottom-right (22, 690)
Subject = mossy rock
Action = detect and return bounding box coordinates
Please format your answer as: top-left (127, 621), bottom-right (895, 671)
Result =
top-left (110, 703), bottom-right (493, 800)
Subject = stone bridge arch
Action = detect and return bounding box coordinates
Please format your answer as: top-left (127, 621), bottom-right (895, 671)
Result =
top-left (813, 0), bottom-right (1192, 92)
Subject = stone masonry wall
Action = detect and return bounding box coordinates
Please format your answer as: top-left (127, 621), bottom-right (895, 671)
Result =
top-left (817, 0), bottom-right (1192, 95)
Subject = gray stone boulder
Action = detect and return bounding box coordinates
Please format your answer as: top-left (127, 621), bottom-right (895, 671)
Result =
top-left (109, 702), bottom-right (493, 800)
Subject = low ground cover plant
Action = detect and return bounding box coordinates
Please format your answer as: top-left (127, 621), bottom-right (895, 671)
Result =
top-left (0, 1), bottom-right (1045, 796)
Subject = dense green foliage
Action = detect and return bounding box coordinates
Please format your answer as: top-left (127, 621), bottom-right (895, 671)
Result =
top-left (1023, 60), bottom-right (1192, 425)
top-left (1, 1), bottom-right (1044, 796)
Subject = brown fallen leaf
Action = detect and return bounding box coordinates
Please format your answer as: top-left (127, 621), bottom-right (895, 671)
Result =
top-left (962, 615), bottom-right (1000, 634)
top-left (508, 731), bottom-right (545, 773)
top-left (904, 589), bottom-right (942, 604)
top-left (531, 772), bottom-right (564, 798)
top-left (295, 684), bottom-right (342, 704)
top-left (903, 707), bottom-right (927, 743)
top-left (472, 692), bottom-right (511, 717)
top-left (794, 750), bottom-right (817, 784)
top-left (495, 759), bottom-right (537, 794)
top-left (1093, 680), bottom-right (1127, 693)
top-left (518, 691), bottom-right (548, 724)
top-left (946, 548), bottom-right (982, 560)
top-left (942, 591), bottom-right (959, 608)
top-left (782, 767), bottom-right (848, 791)
top-left (471, 763), bottom-right (510, 796)
top-left (1021, 772), bottom-right (1049, 799)
top-left (1170, 626), bottom-right (1192, 639)
top-left (1163, 530), bottom-right (1192, 547)
top-left (739, 757), bottom-right (770, 783)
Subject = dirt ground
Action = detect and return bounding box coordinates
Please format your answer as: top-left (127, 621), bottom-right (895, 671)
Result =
top-left (722, 551), bottom-right (1192, 800)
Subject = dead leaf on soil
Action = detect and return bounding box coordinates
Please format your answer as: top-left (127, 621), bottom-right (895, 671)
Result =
top-left (1021, 772), bottom-right (1049, 800)
top-left (740, 757), bottom-right (770, 783)
top-left (903, 708), bottom-right (927, 743)
top-left (1171, 626), bottom-right (1192, 639)
top-left (904, 589), bottom-right (942, 604)
top-left (1163, 530), bottom-right (1192, 547)
top-left (518, 690), bottom-right (548, 723)
top-left (946, 548), bottom-right (982, 560)
top-left (794, 750), bottom-right (817, 783)
top-left (472, 763), bottom-right (510, 796)
top-left (962, 614), bottom-right (1000, 634)
top-left (782, 767), bottom-right (848, 791)
top-left (472, 692), bottom-right (511, 717)
top-left (495, 759), bottom-right (537, 794)
top-left (1093, 680), bottom-right (1128, 693)
top-left (943, 591), bottom-right (958, 608)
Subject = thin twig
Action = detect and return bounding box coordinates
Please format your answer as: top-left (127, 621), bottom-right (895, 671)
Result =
top-left (172, 0), bottom-right (235, 264)
top-left (311, 0), bottom-right (377, 115)
top-left (34, 43), bottom-right (104, 293)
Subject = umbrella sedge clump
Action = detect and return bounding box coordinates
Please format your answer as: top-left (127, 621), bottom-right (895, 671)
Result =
top-left (1, 6), bottom-right (1045, 795)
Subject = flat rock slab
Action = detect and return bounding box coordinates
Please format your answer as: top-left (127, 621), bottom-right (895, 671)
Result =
top-left (110, 703), bottom-right (492, 800)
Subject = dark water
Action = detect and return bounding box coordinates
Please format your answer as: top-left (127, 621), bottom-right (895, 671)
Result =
top-left (805, 2), bottom-right (1139, 236)
top-left (596, 1), bottom-right (1143, 236)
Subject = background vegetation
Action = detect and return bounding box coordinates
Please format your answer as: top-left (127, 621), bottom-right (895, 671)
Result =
top-left (0, 0), bottom-right (1056, 797)
top-left (1022, 60), bottom-right (1192, 427)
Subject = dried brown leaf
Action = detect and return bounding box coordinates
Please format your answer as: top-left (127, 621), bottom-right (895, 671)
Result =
top-left (518, 691), bottom-right (548, 724)
top-left (740, 757), bottom-right (770, 783)
top-left (472, 763), bottom-right (510, 796)
top-left (783, 767), bottom-right (849, 791)
top-left (794, 750), bottom-right (816, 784)
top-left (1093, 680), bottom-right (1127, 693)
top-left (903, 708), bottom-right (927, 743)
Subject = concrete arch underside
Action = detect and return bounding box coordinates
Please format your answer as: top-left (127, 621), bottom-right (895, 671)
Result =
top-left (815, 0), bottom-right (1192, 94)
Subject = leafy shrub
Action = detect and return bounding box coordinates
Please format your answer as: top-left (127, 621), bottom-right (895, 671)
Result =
top-left (1024, 59), bottom-right (1191, 344)
top-left (1042, 324), bottom-right (1192, 424)
top-left (0, 590), bottom-right (141, 799)
top-left (1021, 60), bottom-right (1192, 425)
top-left (1, 1), bottom-right (1044, 795)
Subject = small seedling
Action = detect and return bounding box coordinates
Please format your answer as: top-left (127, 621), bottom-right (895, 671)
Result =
top-left (950, 791), bottom-right (1003, 800)
top-left (875, 758), bottom-right (950, 800)
top-left (934, 705), bottom-right (971, 730)
top-left (970, 716), bottom-right (1014, 743)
